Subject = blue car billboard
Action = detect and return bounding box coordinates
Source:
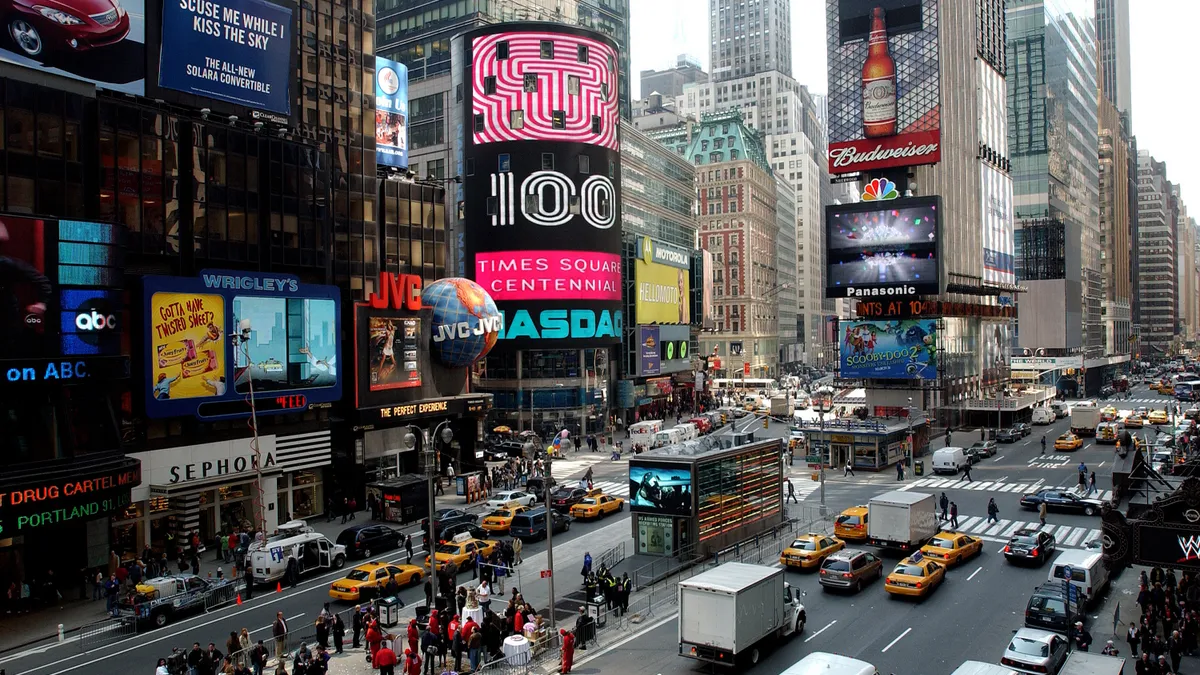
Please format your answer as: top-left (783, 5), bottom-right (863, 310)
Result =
top-left (839, 319), bottom-right (938, 380)
top-left (375, 56), bottom-right (408, 168)
top-left (158, 0), bottom-right (292, 114)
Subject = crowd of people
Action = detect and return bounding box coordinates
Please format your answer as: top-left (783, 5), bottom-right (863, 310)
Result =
top-left (1126, 566), bottom-right (1200, 674)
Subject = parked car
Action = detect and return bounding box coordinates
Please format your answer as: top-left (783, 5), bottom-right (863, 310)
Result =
top-left (964, 447), bottom-right (986, 464)
top-left (1013, 423), bottom-right (1032, 437)
top-left (1002, 628), bottom-right (1069, 674)
top-left (1003, 528), bottom-right (1057, 566)
top-left (1019, 489), bottom-right (1104, 516)
top-left (336, 525), bottom-right (403, 560)
top-left (996, 427), bottom-right (1022, 443)
top-left (422, 509), bottom-right (478, 539)
top-left (968, 440), bottom-right (998, 457)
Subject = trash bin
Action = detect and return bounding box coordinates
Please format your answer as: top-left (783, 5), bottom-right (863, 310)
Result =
top-left (914, 459), bottom-right (924, 476)
top-left (376, 596), bottom-right (401, 627)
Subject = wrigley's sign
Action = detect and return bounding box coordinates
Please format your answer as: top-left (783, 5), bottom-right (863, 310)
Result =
top-left (828, 130), bottom-right (941, 175)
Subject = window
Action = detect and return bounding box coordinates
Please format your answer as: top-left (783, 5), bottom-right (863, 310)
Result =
top-left (539, 40), bottom-right (554, 59)
top-left (552, 111), bottom-right (566, 129)
top-left (577, 44), bottom-right (589, 62)
top-left (523, 73), bottom-right (538, 93)
top-left (473, 114), bottom-right (484, 133)
top-left (567, 75), bottom-right (580, 95)
top-left (601, 82), bottom-right (609, 100)
top-left (498, 154), bottom-right (511, 172)
top-left (484, 76), bottom-right (497, 95)
top-left (509, 110), bottom-right (524, 130)
top-left (578, 155), bottom-right (590, 174)
top-left (497, 41), bottom-right (509, 59)
top-left (541, 153), bottom-right (554, 171)
top-left (466, 158), bottom-right (475, 176)
top-left (591, 115), bottom-right (601, 134)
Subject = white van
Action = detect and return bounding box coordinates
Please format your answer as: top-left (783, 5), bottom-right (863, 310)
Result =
top-left (778, 652), bottom-right (877, 675)
top-left (949, 662), bottom-right (1019, 675)
top-left (673, 423), bottom-right (698, 442)
top-left (1031, 408), bottom-right (1056, 425)
top-left (247, 529), bottom-right (347, 584)
top-left (932, 447), bottom-right (968, 475)
top-left (654, 427), bottom-right (684, 448)
top-left (629, 420), bottom-right (663, 448)
top-left (1047, 550), bottom-right (1110, 607)
top-left (1051, 401), bottom-right (1069, 418)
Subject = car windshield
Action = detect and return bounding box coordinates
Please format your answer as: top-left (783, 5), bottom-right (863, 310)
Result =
top-left (579, 499), bottom-right (597, 506)
top-left (894, 564), bottom-right (925, 576)
top-left (791, 540), bottom-right (818, 551)
top-left (928, 536), bottom-right (955, 548)
top-left (1009, 637), bottom-right (1050, 658)
top-left (1011, 535), bottom-right (1038, 545)
top-left (486, 510), bottom-right (509, 518)
top-left (1030, 596), bottom-right (1066, 614)
top-left (822, 560), bottom-right (850, 572)
top-left (345, 570), bottom-right (371, 581)
top-left (1052, 567), bottom-right (1087, 582)
top-left (836, 515), bottom-right (861, 526)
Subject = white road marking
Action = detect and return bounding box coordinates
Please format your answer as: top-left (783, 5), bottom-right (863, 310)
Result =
top-left (967, 566), bottom-right (983, 581)
top-left (994, 455), bottom-right (1005, 462)
top-left (1064, 528), bottom-right (1087, 547)
top-left (957, 516), bottom-right (983, 532)
top-left (1001, 522), bottom-right (1025, 538)
top-left (805, 620), bottom-right (838, 643)
top-left (881, 627), bottom-right (913, 653)
top-left (1098, 461), bottom-right (1105, 467)
top-left (996, 475), bottom-right (1009, 482)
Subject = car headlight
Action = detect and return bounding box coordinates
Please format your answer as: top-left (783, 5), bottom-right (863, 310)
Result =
top-left (34, 6), bottom-right (85, 24)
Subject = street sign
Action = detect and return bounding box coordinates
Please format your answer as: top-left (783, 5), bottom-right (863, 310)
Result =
top-left (540, 570), bottom-right (552, 579)
top-left (1063, 565), bottom-right (1073, 579)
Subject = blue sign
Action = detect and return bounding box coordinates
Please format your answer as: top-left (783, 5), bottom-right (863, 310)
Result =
top-left (375, 56), bottom-right (409, 168)
top-left (639, 326), bottom-right (661, 377)
top-left (158, 0), bottom-right (293, 114)
top-left (839, 319), bottom-right (938, 380)
top-left (497, 309), bottom-right (622, 343)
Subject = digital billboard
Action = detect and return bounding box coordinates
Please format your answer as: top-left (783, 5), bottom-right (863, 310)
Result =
top-left (0, 0), bottom-right (144, 95)
top-left (635, 236), bottom-right (690, 325)
top-left (700, 249), bottom-right (715, 330)
top-left (143, 271), bottom-right (341, 419)
top-left (459, 24), bottom-right (623, 350)
top-left (638, 326), bottom-right (660, 377)
top-left (981, 163), bottom-right (1015, 286)
top-left (657, 324), bottom-right (691, 375)
top-left (826, 0), bottom-right (940, 174)
top-left (375, 56), bottom-right (409, 169)
top-left (825, 195), bottom-right (940, 298)
top-left (366, 314), bottom-right (422, 390)
top-left (158, 0), bottom-right (293, 114)
top-left (629, 461), bottom-right (692, 516)
top-left (982, 321), bottom-right (1010, 386)
top-left (839, 319), bottom-right (938, 379)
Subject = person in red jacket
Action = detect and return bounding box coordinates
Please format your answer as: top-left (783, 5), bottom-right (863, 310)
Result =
top-left (513, 608), bottom-right (525, 635)
top-left (427, 609), bottom-right (439, 636)
top-left (461, 617), bottom-right (478, 644)
top-left (365, 622), bottom-right (383, 661)
top-left (559, 629), bottom-right (575, 674)
top-left (403, 649), bottom-right (421, 675)
top-left (406, 619), bottom-right (419, 655)
top-left (373, 643), bottom-right (397, 675)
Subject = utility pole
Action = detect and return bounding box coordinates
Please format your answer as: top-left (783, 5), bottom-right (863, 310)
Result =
top-left (819, 403), bottom-right (827, 517)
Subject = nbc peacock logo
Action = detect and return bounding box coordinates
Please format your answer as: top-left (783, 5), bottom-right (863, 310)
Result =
top-left (861, 178), bottom-right (899, 202)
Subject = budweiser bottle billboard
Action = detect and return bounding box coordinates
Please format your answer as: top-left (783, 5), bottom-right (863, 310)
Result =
top-left (862, 6), bottom-right (897, 138)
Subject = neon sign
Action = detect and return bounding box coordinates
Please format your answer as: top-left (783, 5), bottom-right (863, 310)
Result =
top-left (498, 309), bottom-right (622, 341)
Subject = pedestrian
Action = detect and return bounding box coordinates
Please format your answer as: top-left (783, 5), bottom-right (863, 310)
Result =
top-left (423, 578), bottom-right (433, 609)
top-left (272, 611), bottom-right (289, 659)
top-left (896, 460), bottom-right (905, 481)
top-left (1089, 471), bottom-right (1098, 496)
top-left (404, 535), bottom-right (413, 565)
top-left (559, 629), bottom-right (575, 674)
top-left (1170, 629), bottom-right (1184, 672)
top-left (314, 616), bottom-right (329, 651)
top-left (372, 642), bottom-right (397, 675)
top-left (419, 626), bottom-right (438, 675)
top-left (785, 478), bottom-right (798, 504)
top-left (351, 606), bottom-right (363, 648)
top-left (574, 606), bottom-right (593, 651)
top-left (1078, 471), bottom-right (1087, 493)
top-left (961, 462), bottom-right (973, 482)
top-left (250, 641), bottom-right (268, 675)
top-left (403, 649), bottom-right (421, 675)
top-left (986, 498), bottom-right (999, 525)
top-left (1039, 500), bottom-right (1048, 526)
top-left (946, 429), bottom-right (953, 447)
top-left (939, 492), bottom-right (949, 522)
top-left (188, 642), bottom-right (204, 675)
top-left (1101, 640), bottom-right (1120, 657)
top-left (243, 565), bottom-right (254, 600)
top-left (949, 502), bottom-right (959, 529)
top-left (467, 624), bottom-right (483, 671)
top-left (477, 579), bottom-right (492, 613)
top-left (1040, 435), bottom-right (1046, 454)
top-left (844, 462), bottom-right (855, 477)
top-left (1128, 621), bottom-right (1141, 658)
top-left (1073, 621), bottom-right (1092, 651)
top-left (512, 537), bottom-right (523, 565)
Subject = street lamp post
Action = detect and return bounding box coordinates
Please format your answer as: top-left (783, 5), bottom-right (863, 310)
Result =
top-left (818, 401), bottom-right (827, 517)
top-left (907, 396), bottom-right (915, 470)
top-left (407, 422), bottom-right (453, 611)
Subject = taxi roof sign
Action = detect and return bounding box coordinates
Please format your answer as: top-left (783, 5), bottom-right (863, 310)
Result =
top-left (452, 532), bottom-right (474, 544)
top-left (911, 551), bottom-right (924, 562)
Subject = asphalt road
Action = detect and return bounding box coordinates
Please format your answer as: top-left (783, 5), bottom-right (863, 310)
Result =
top-left (574, 386), bottom-right (1175, 675)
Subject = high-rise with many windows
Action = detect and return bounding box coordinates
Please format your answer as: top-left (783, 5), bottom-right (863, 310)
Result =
top-left (709, 0), bottom-right (792, 83)
top-left (1135, 150), bottom-right (1177, 354)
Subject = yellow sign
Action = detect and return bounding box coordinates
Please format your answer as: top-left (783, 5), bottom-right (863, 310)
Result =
top-left (635, 257), bottom-right (690, 325)
top-left (149, 292), bottom-right (226, 401)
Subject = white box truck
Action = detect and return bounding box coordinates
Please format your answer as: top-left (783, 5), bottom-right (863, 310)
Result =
top-left (1070, 403), bottom-right (1100, 436)
top-left (867, 491), bottom-right (939, 553)
top-left (770, 395), bottom-right (791, 417)
top-left (1058, 651), bottom-right (1125, 675)
top-left (678, 562), bottom-right (806, 667)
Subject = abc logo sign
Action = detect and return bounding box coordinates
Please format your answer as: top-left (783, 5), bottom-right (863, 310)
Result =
top-left (76, 310), bottom-right (118, 331)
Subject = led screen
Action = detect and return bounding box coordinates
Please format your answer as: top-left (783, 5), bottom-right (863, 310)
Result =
top-left (628, 462), bottom-right (692, 516)
top-left (825, 196), bottom-right (940, 298)
top-left (230, 296), bottom-right (338, 393)
top-left (839, 319), bottom-right (938, 379)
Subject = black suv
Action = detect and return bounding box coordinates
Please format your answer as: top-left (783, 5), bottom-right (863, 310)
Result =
top-left (549, 487), bottom-right (590, 512)
top-left (1025, 582), bottom-right (1082, 635)
top-left (422, 509), bottom-right (478, 539)
top-left (336, 525), bottom-right (403, 559)
top-left (509, 507), bottom-right (571, 541)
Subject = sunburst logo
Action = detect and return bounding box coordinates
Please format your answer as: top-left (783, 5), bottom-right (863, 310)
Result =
top-left (862, 178), bottom-right (899, 202)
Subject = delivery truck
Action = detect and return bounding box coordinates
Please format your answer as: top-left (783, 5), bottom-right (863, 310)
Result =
top-left (867, 491), bottom-right (939, 553)
top-left (1070, 403), bottom-right (1100, 436)
top-left (770, 395), bottom-right (791, 417)
top-left (1058, 651), bottom-right (1125, 675)
top-left (678, 562), bottom-right (806, 667)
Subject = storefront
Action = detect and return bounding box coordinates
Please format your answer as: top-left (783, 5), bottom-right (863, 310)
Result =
top-left (119, 429), bottom-right (332, 552)
top-left (797, 416), bottom-right (930, 471)
top-left (350, 394), bottom-right (493, 483)
top-left (628, 438), bottom-right (784, 558)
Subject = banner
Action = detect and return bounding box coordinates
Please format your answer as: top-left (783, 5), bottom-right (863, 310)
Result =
top-left (635, 236), bottom-right (690, 325)
top-left (375, 56), bottom-right (409, 168)
top-left (159, 0), bottom-right (293, 114)
top-left (639, 326), bottom-right (660, 377)
top-left (839, 319), bottom-right (938, 379)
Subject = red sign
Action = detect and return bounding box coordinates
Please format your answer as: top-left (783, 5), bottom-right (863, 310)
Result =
top-left (743, 362), bottom-right (751, 376)
top-left (540, 570), bottom-right (553, 579)
top-left (827, 130), bottom-right (941, 174)
top-left (874, 406), bottom-right (907, 418)
top-left (367, 272), bottom-right (423, 311)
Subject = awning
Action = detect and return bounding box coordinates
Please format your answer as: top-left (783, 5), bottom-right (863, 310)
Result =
top-left (149, 467), bottom-right (283, 497)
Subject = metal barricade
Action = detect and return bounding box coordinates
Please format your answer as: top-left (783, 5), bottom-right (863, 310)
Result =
top-left (203, 579), bottom-right (245, 611)
top-left (79, 616), bottom-right (137, 652)
top-left (596, 541), bottom-right (626, 571)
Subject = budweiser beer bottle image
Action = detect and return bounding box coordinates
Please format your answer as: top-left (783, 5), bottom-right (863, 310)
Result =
top-left (862, 6), bottom-right (897, 137)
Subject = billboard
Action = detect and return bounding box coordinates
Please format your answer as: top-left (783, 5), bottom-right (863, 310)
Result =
top-left (366, 315), bottom-right (422, 390)
top-left (375, 56), bottom-right (409, 169)
top-left (701, 249), bottom-right (715, 330)
top-left (981, 321), bottom-right (1010, 386)
top-left (638, 326), bottom-right (660, 377)
top-left (460, 24), bottom-right (623, 350)
top-left (0, 0), bottom-right (144, 95)
top-left (158, 0), bottom-right (293, 114)
top-left (635, 236), bottom-right (690, 325)
top-left (825, 195), bottom-right (940, 299)
top-left (839, 319), bottom-right (938, 379)
top-left (143, 271), bottom-right (341, 419)
top-left (629, 461), bottom-right (692, 516)
top-left (657, 324), bottom-right (691, 375)
top-left (981, 163), bottom-right (1015, 286)
top-left (826, 0), bottom-right (941, 174)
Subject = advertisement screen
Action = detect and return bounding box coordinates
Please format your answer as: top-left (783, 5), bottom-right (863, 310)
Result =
top-left (982, 321), bottom-right (1010, 386)
top-left (475, 250), bottom-right (620, 302)
top-left (638, 326), bottom-right (660, 377)
top-left (701, 250), bottom-right (714, 330)
top-left (981, 163), bottom-right (1015, 286)
top-left (0, 0), bottom-right (143, 95)
top-left (839, 319), bottom-right (938, 379)
top-left (657, 324), bottom-right (690, 375)
top-left (375, 56), bottom-right (408, 169)
top-left (635, 236), bottom-right (690, 325)
top-left (158, 0), bottom-right (293, 114)
top-left (628, 462), bottom-right (692, 516)
top-left (1138, 526), bottom-right (1200, 574)
top-left (367, 314), bottom-right (422, 390)
top-left (826, 196), bottom-right (940, 298)
top-left (0, 217), bottom-right (52, 358)
top-left (826, 0), bottom-right (940, 174)
top-left (697, 442), bottom-right (782, 542)
top-left (143, 272), bottom-right (341, 419)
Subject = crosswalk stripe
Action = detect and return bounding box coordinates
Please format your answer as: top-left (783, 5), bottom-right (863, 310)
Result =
top-left (1041, 524), bottom-right (1057, 535)
top-left (958, 516), bottom-right (983, 532)
top-left (1064, 528), bottom-right (1086, 547)
top-left (985, 518), bottom-right (1011, 536)
top-left (975, 482), bottom-right (996, 491)
top-left (1086, 529), bottom-right (1101, 543)
top-left (1002, 521), bottom-right (1025, 537)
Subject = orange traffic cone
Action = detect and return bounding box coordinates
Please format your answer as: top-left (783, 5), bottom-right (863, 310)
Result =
top-left (276, 582), bottom-right (282, 593)
top-left (236, 595), bottom-right (242, 605)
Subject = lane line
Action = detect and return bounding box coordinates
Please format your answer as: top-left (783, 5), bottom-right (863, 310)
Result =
top-left (805, 620), bottom-right (838, 643)
top-left (994, 456), bottom-right (1005, 462)
top-left (967, 566), bottom-right (983, 581)
top-left (881, 627), bottom-right (912, 653)
top-left (1098, 461), bottom-right (1105, 467)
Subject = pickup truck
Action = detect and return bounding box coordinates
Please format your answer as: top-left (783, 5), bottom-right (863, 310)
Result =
top-left (122, 575), bottom-right (239, 628)
top-left (678, 562), bottom-right (805, 667)
top-left (867, 491), bottom-right (939, 553)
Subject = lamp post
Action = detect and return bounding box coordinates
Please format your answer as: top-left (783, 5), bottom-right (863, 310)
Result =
top-left (818, 399), bottom-right (827, 517)
top-left (231, 319), bottom-right (267, 535)
top-left (406, 422), bottom-right (454, 610)
top-left (907, 396), bottom-right (915, 471)
top-left (523, 432), bottom-right (567, 630)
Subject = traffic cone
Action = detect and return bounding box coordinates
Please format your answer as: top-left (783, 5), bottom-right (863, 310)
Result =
top-left (276, 582), bottom-right (282, 593)
top-left (236, 595), bottom-right (242, 605)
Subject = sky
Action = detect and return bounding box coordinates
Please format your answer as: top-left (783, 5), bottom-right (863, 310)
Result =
top-left (630, 0), bottom-right (1198, 210)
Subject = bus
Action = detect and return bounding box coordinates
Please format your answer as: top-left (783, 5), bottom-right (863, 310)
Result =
top-left (1176, 380), bottom-right (1200, 402)
top-left (711, 378), bottom-right (778, 393)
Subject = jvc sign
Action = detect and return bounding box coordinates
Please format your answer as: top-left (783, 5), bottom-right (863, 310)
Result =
top-left (433, 316), bottom-right (502, 342)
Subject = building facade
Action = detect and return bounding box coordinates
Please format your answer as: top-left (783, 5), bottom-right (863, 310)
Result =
top-left (709, 0), bottom-right (792, 82)
top-left (1095, 0), bottom-right (1133, 120)
top-left (1097, 90), bottom-right (1133, 357)
top-left (620, 121), bottom-right (699, 249)
top-left (639, 54), bottom-right (709, 100)
top-left (774, 177), bottom-right (800, 369)
top-left (1136, 151), bottom-right (1177, 355)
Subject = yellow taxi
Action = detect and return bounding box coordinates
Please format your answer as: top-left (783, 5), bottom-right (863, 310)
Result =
top-left (779, 533), bottom-right (845, 570)
top-left (480, 505), bottom-right (530, 533)
top-left (1124, 414), bottom-right (1144, 428)
top-left (884, 552), bottom-right (946, 598)
top-left (423, 534), bottom-right (500, 572)
top-left (1149, 410), bottom-right (1170, 425)
top-left (1162, 384), bottom-right (1176, 396)
top-left (1150, 381), bottom-right (1161, 392)
top-left (569, 494), bottom-right (625, 520)
top-left (1100, 406), bottom-right (1118, 422)
top-left (1054, 433), bottom-right (1083, 451)
top-left (919, 531), bottom-right (983, 567)
top-left (834, 505), bottom-right (870, 542)
top-left (329, 562), bottom-right (423, 601)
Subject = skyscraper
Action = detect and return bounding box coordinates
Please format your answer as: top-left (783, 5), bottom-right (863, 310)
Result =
top-left (1135, 151), bottom-right (1176, 354)
top-left (1095, 0), bottom-right (1133, 119)
top-left (709, 0), bottom-right (792, 82)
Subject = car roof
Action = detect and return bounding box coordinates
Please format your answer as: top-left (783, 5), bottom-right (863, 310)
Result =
top-left (351, 561), bottom-right (389, 571)
top-left (1012, 528), bottom-right (1041, 537)
top-left (1013, 627), bottom-right (1059, 643)
top-left (827, 548), bottom-right (869, 560)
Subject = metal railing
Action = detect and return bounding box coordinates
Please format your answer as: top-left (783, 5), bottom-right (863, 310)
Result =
top-left (203, 579), bottom-right (247, 611)
top-left (476, 629), bottom-right (562, 674)
top-left (596, 541), bottom-right (626, 572)
top-left (78, 616), bottom-right (137, 653)
top-left (630, 543), bottom-right (702, 590)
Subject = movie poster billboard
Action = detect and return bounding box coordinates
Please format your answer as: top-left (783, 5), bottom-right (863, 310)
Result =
top-left (839, 319), bottom-right (938, 379)
top-left (981, 163), bottom-right (1015, 286)
top-left (375, 56), bottom-right (409, 168)
top-left (826, 0), bottom-right (941, 174)
top-left (635, 236), bottom-right (690, 325)
top-left (366, 315), bottom-right (421, 390)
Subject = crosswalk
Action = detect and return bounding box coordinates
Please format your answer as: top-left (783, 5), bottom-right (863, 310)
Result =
top-left (905, 476), bottom-right (1114, 502)
top-left (944, 516), bottom-right (1101, 550)
top-left (1111, 398), bottom-right (1175, 404)
top-left (590, 480), bottom-right (630, 498)
top-left (548, 456), bottom-right (610, 479)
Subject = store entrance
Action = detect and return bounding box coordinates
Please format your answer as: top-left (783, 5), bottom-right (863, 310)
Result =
top-left (831, 443), bottom-right (851, 469)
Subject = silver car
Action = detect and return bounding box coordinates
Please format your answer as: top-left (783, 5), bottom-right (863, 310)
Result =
top-left (1000, 627), bottom-right (1069, 674)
